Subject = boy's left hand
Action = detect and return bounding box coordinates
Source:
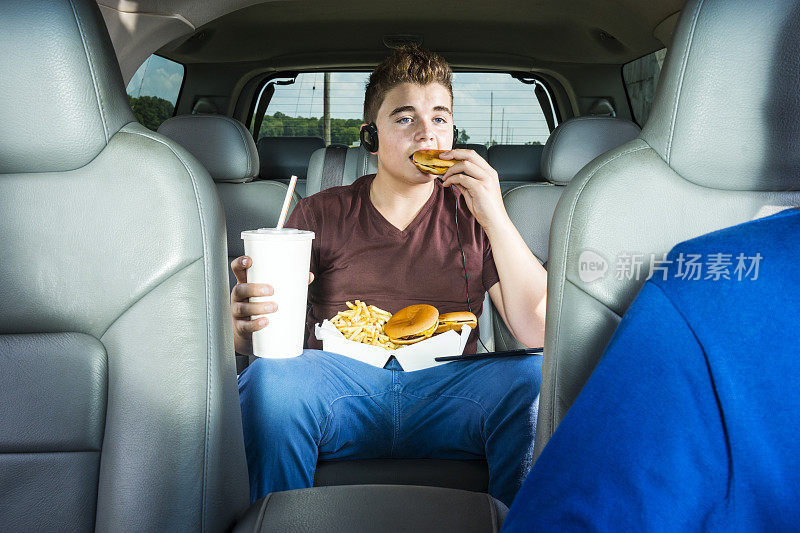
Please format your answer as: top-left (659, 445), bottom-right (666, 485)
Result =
top-left (438, 149), bottom-right (508, 231)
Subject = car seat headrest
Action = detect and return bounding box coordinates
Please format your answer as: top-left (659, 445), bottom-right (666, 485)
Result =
top-left (158, 115), bottom-right (259, 183)
top-left (641, 0), bottom-right (800, 191)
top-left (0, 0), bottom-right (135, 174)
top-left (541, 116), bottom-right (641, 185)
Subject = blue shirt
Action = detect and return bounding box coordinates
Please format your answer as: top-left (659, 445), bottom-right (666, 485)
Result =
top-left (504, 208), bottom-right (800, 532)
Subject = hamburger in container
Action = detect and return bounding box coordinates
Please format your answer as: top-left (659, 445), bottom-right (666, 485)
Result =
top-left (315, 303), bottom-right (473, 372)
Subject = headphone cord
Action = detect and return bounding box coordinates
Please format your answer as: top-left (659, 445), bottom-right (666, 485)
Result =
top-left (453, 191), bottom-right (490, 354)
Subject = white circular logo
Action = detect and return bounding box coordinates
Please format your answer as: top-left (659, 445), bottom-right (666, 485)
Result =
top-left (578, 250), bottom-right (608, 283)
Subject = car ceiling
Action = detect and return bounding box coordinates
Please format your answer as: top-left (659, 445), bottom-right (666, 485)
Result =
top-left (100, 0), bottom-right (683, 77)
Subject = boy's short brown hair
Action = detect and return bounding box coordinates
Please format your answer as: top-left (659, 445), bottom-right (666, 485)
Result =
top-left (363, 45), bottom-right (453, 123)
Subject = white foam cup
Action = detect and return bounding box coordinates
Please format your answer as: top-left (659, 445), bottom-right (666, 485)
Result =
top-left (241, 228), bottom-right (315, 358)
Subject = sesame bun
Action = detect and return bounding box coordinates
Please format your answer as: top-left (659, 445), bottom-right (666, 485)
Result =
top-left (384, 304), bottom-right (440, 345)
top-left (412, 149), bottom-right (457, 175)
top-left (434, 311), bottom-right (478, 335)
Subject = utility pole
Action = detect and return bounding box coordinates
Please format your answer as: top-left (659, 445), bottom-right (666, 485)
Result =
top-left (323, 72), bottom-right (331, 146)
top-left (501, 108), bottom-right (505, 144)
top-left (489, 92), bottom-right (493, 146)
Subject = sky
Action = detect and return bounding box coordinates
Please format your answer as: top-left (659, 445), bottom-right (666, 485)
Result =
top-left (126, 58), bottom-right (552, 145)
top-left (126, 55), bottom-right (185, 105)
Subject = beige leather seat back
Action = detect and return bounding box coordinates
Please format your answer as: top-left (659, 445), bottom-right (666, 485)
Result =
top-left (488, 144), bottom-right (546, 193)
top-left (535, 0), bottom-right (800, 459)
top-left (158, 114), bottom-right (300, 292)
top-left (494, 117), bottom-right (640, 351)
top-left (306, 145), bottom-right (378, 196)
top-left (257, 136), bottom-right (326, 197)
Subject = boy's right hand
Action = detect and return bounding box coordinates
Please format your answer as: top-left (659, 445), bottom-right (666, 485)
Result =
top-left (230, 255), bottom-right (314, 356)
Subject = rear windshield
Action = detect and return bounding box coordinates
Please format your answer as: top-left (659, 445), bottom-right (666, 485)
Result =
top-left (252, 71), bottom-right (553, 147)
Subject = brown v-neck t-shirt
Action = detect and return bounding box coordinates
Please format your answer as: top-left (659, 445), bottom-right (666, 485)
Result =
top-left (285, 174), bottom-right (500, 355)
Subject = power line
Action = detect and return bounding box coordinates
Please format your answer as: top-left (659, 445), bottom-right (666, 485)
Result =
top-left (136, 56), bottom-right (150, 97)
top-left (308, 72), bottom-right (317, 117)
top-left (489, 92), bottom-right (493, 145)
top-left (293, 74), bottom-right (304, 116)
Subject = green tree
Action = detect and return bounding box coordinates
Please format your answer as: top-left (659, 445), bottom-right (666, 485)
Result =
top-left (457, 129), bottom-right (470, 144)
top-left (258, 112), bottom-right (362, 146)
top-left (128, 95), bottom-right (174, 131)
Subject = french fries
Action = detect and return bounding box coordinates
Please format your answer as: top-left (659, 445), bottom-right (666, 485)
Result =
top-left (330, 300), bottom-right (399, 350)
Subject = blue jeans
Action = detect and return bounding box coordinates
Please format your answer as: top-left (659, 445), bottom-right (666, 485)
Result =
top-left (238, 349), bottom-right (541, 507)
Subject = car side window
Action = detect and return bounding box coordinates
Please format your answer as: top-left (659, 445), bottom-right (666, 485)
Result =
top-left (623, 48), bottom-right (666, 126)
top-left (126, 54), bottom-right (185, 131)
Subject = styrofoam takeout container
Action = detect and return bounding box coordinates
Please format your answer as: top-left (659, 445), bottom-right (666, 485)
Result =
top-left (315, 319), bottom-right (471, 371)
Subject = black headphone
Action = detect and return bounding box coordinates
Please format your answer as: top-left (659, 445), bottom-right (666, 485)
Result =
top-left (359, 122), bottom-right (459, 153)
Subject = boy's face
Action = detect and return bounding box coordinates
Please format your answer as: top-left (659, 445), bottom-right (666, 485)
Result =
top-left (373, 82), bottom-right (454, 185)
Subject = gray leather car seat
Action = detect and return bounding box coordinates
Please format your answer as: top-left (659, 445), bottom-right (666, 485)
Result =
top-left (534, 0), bottom-right (800, 460)
top-left (0, 2), bottom-right (510, 531)
top-left (488, 144), bottom-right (546, 193)
top-left (0, 0), bottom-right (249, 529)
top-left (455, 143), bottom-right (489, 160)
top-left (306, 145), bottom-right (378, 195)
top-left (257, 136), bottom-right (326, 197)
top-left (235, 485), bottom-right (507, 533)
top-left (157, 114), bottom-right (300, 293)
top-left (494, 117), bottom-right (640, 351)
top-left (158, 115), bottom-right (301, 373)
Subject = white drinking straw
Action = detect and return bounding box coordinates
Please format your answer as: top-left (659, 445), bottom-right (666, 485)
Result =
top-left (276, 175), bottom-right (298, 230)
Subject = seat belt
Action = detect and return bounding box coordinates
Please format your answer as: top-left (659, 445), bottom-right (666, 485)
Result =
top-left (320, 145), bottom-right (347, 191)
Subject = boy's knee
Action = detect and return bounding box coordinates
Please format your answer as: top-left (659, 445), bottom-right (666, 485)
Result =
top-left (515, 355), bottom-right (543, 390)
top-left (239, 351), bottom-right (353, 434)
top-left (485, 355), bottom-right (542, 411)
top-left (499, 355), bottom-right (542, 391)
top-left (240, 351), bottom-right (317, 386)
top-left (239, 357), bottom-right (317, 421)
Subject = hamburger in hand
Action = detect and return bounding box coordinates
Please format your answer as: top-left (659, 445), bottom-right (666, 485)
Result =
top-left (434, 311), bottom-right (478, 335)
top-left (384, 304), bottom-right (440, 345)
top-left (412, 149), bottom-right (458, 175)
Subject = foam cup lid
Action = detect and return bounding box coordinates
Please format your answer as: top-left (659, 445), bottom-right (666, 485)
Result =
top-left (241, 228), bottom-right (315, 240)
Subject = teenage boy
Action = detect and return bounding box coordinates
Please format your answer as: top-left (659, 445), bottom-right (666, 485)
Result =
top-left (232, 45), bottom-right (547, 507)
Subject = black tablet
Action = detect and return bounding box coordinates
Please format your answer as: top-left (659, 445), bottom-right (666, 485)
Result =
top-left (434, 347), bottom-right (543, 362)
